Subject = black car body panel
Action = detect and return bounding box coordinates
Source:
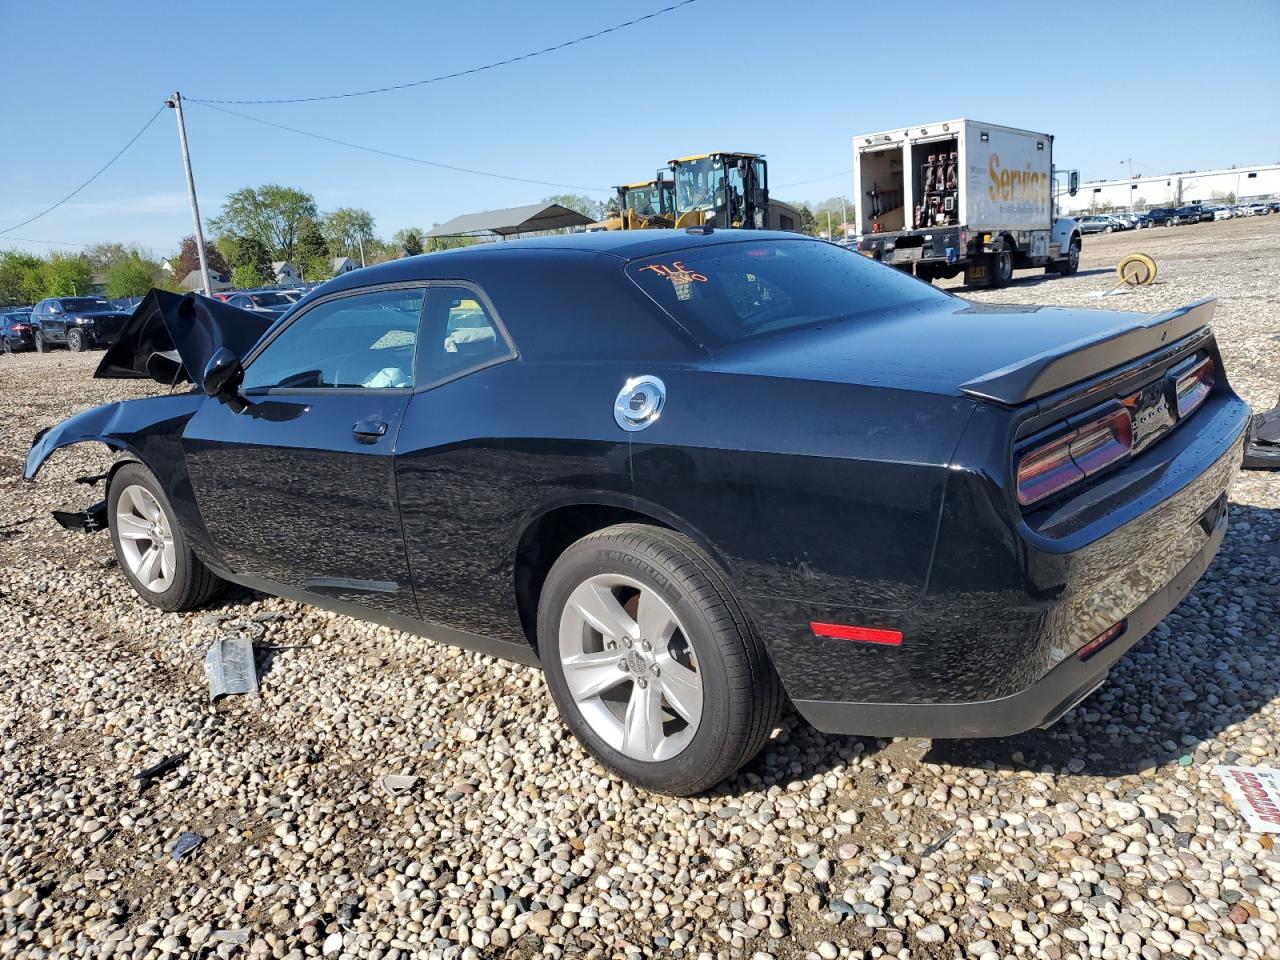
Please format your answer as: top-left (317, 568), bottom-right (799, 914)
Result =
top-left (24, 230), bottom-right (1250, 739)
top-left (97, 289), bottom-right (275, 384)
top-left (1, 311), bottom-right (36, 351)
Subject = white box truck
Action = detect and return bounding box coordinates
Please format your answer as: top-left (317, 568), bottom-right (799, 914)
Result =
top-left (853, 119), bottom-right (1081, 286)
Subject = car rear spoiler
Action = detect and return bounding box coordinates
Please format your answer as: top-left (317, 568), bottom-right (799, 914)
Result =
top-left (96, 288), bottom-right (273, 386)
top-left (959, 298), bottom-right (1216, 406)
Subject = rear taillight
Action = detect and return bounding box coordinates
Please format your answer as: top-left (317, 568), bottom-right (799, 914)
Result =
top-left (1173, 355), bottom-right (1214, 418)
top-left (1078, 619), bottom-right (1126, 660)
top-left (12, 324), bottom-right (28, 331)
top-left (1016, 405), bottom-right (1133, 506)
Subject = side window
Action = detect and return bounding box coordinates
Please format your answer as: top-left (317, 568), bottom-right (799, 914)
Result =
top-left (241, 287), bottom-right (424, 391)
top-left (418, 285), bottom-right (512, 384)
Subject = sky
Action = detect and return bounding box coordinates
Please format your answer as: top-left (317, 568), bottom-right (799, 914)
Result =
top-left (1, 0), bottom-right (1277, 256)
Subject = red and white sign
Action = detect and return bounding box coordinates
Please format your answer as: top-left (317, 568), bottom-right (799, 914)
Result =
top-left (1216, 765), bottom-right (1280, 834)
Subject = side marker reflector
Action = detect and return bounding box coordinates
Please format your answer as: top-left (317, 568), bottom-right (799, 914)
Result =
top-left (1077, 619), bottom-right (1127, 661)
top-left (810, 622), bottom-right (903, 646)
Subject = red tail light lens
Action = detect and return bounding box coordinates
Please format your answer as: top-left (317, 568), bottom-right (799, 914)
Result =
top-left (1173, 356), bottom-right (1214, 418)
top-left (1017, 406), bottom-right (1133, 507)
top-left (1077, 619), bottom-right (1126, 660)
top-left (1016, 432), bottom-right (1083, 506)
top-left (1069, 407), bottom-right (1133, 477)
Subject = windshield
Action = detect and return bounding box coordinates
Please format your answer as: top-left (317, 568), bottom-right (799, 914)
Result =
top-left (674, 157), bottom-right (723, 214)
top-left (626, 239), bottom-right (948, 347)
top-left (624, 185), bottom-right (664, 217)
top-left (250, 293), bottom-right (290, 307)
top-left (61, 298), bottom-right (111, 312)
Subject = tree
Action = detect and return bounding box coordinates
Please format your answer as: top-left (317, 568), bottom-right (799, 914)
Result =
top-left (84, 241), bottom-right (131, 274)
top-left (394, 227), bottom-right (425, 257)
top-left (218, 233), bottom-right (273, 276)
top-left (40, 253), bottom-right (94, 297)
top-left (104, 255), bottom-right (160, 298)
top-left (0, 250), bottom-right (47, 306)
top-left (543, 193), bottom-right (605, 222)
top-left (321, 207), bottom-right (377, 263)
top-left (210, 184), bottom-right (319, 261)
top-left (174, 235), bottom-right (229, 281)
top-left (231, 264), bottom-right (268, 289)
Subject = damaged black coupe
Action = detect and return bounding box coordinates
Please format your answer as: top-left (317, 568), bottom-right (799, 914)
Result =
top-left (26, 230), bottom-right (1251, 794)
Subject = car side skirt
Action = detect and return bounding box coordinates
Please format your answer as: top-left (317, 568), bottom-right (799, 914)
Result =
top-left (210, 568), bottom-right (541, 668)
top-left (793, 500), bottom-right (1227, 739)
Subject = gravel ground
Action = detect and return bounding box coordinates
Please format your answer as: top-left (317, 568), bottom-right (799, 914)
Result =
top-left (0, 217), bottom-right (1277, 960)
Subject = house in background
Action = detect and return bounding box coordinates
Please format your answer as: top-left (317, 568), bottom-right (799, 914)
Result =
top-left (180, 269), bottom-right (231, 293)
top-left (271, 261), bottom-right (302, 284)
top-left (330, 256), bottom-right (358, 276)
top-left (159, 259), bottom-right (175, 276)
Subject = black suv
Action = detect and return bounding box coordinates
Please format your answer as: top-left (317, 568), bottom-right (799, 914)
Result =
top-left (1141, 207), bottom-right (1181, 227)
top-left (29, 296), bottom-right (131, 352)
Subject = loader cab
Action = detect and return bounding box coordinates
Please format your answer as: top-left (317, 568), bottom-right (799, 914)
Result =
top-left (616, 177), bottom-right (675, 229)
top-left (669, 152), bottom-right (770, 229)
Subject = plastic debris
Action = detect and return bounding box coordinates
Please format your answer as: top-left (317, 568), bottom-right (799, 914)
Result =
top-left (211, 929), bottom-right (250, 945)
top-left (323, 932), bottom-right (343, 955)
top-left (134, 752), bottom-right (188, 789)
top-left (379, 774), bottom-right (420, 797)
top-left (171, 831), bottom-right (205, 860)
top-left (204, 635), bottom-right (258, 701)
top-left (1216, 766), bottom-right (1280, 834)
top-left (922, 826), bottom-right (959, 857)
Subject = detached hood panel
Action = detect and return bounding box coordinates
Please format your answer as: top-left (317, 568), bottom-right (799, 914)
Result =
top-left (96, 289), bottom-right (274, 384)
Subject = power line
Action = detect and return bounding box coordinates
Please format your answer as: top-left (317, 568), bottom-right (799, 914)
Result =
top-left (192, 101), bottom-right (610, 192)
top-left (0, 236), bottom-right (92, 248)
top-left (0, 105), bottom-right (166, 237)
top-left (189, 0), bottom-right (700, 105)
top-left (774, 169), bottom-right (853, 190)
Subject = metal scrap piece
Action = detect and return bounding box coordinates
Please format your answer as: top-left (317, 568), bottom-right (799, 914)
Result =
top-left (171, 831), bottom-right (204, 860)
top-left (204, 635), bottom-right (258, 701)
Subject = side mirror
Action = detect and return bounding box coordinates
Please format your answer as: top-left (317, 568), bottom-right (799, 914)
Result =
top-left (201, 347), bottom-right (244, 400)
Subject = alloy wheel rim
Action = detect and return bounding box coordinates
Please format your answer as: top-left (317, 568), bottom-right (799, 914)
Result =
top-left (115, 485), bottom-right (176, 593)
top-left (558, 573), bottom-right (703, 762)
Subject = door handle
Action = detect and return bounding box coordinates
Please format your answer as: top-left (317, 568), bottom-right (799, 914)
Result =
top-left (352, 420), bottom-right (388, 443)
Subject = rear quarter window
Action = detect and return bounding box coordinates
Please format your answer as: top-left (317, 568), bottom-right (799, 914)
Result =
top-left (624, 238), bottom-right (948, 347)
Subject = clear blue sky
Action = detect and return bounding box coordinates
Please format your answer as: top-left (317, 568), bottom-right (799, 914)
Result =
top-left (2, 0), bottom-right (1277, 256)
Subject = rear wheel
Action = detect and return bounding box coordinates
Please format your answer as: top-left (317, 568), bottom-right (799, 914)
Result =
top-left (989, 250), bottom-right (1013, 288)
top-left (539, 523), bottom-right (782, 795)
top-left (108, 462), bottom-right (226, 612)
top-left (67, 328), bottom-right (86, 352)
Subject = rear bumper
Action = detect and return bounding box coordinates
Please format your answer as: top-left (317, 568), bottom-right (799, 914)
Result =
top-left (794, 492), bottom-right (1229, 737)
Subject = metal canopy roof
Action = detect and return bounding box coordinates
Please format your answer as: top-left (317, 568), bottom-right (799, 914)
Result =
top-left (425, 202), bottom-right (595, 238)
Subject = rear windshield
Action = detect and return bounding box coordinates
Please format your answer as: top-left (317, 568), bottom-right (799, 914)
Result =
top-left (249, 293), bottom-right (290, 307)
top-left (625, 238), bottom-right (947, 347)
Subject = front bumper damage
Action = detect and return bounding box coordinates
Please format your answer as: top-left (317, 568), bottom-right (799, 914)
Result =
top-left (1243, 395), bottom-right (1280, 470)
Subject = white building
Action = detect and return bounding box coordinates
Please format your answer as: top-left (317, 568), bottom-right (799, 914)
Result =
top-left (1060, 163), bottom-right (1280, 214)
top-left (330, 256), bottom-right (358, 276)
top-left (271, 261), bottom-right (302, 284)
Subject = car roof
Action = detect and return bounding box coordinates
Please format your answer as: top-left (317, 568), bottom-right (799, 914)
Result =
top-left (316, 229), bottom-right (819, 295)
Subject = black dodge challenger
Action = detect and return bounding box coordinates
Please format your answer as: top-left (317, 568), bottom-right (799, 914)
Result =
top-left (25, 229), bottom-right (1249, 794)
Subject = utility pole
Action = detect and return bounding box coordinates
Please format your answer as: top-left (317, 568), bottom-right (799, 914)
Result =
top-left (826, 209), bottom-right (833, 239)
top-left (357, 233), bottom-right (366, 268)
top-left (840, 196), bottom-right (847, 238)
top-left (166, 92), bottom-right (212, 296)
top-left (1122, 158), bottom-right (1134, 211)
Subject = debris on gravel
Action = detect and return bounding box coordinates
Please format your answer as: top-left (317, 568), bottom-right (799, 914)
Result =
top-left (1, 217), bottom-right (1278, 958)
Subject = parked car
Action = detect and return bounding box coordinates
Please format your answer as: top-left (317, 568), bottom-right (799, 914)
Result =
top-left (1141, 207), bottom-right (1177, 227)
top-left (0, 310), bottom-right (35, 353)
top-left (28, 296), bottom-right (132, 352)
top-left (226, 290), bottom-right (294, 320)
top-left (109, 297), bottom-right (143, 313)
top-left (1243, 203), bottom-right (1269, 216)
top-left (1077, 215), bottom-right (1118, 234)
top-left (1212, 207), bottom-right (1234, 221)
top-left (1109, 213), bottom-right (1141, 230)
top-left (25, 231), bottom-right (1249, 794)
top-left (1173, 207), bottom-right (1203, 225)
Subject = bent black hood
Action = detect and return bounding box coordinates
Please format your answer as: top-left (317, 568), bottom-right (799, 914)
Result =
top-left (95, 288), bottom-right (274, 384)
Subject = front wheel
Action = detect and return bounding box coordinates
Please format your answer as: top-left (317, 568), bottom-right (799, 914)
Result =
top-left (34, 331), bottom-right (46, 353)
top-left (108, 462), bottom-right (226, 612)
top-left (67, 328), bottom-right (86, 352)
top-left (538, 523), bottom-right (782, 795)
top-left (1, 338), bottom-right (11, 355)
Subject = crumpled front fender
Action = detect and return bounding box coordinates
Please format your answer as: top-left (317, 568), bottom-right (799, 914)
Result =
top-left (24, 402), bottom-right (135, 481)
